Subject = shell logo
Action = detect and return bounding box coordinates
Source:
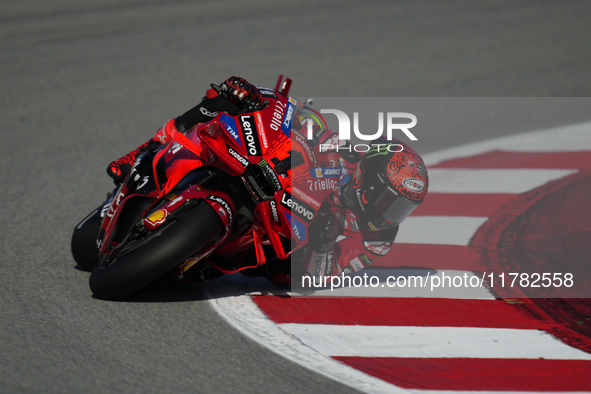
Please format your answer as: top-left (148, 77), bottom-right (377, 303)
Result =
top-left (145, 209), bottom-right (167, 226)
top-left (180, 257), bottom-right (199, 274)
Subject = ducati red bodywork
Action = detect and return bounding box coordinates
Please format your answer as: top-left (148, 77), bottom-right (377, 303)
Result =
top-left (97, 77), bottom-right (342, 277)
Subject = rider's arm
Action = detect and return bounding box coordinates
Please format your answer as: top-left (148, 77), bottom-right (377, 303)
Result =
top-left (174, 93), bottom-right (238, 133)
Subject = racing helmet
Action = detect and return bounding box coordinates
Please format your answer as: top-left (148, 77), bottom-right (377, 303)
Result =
top-left (345, 139), bottom-right (429, 231)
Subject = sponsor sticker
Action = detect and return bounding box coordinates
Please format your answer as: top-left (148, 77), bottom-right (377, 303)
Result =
top-left (355, 188), bottom-right (365, 212)
top-left (259, 158), bottom-right (283, 191)
top-left (307, 177), bottom-right (338, 192)
top-left (310, 250), bottom-right (326, 277)
top-left (292, 187), bottom-right (321, 209)
top-left (339, 158), bottom-right (348, 176)
top-left (293, 132), bottom-right (315, 165)
top-left (168, 142), bottom-right (182, 155)
top-left (254, 112), bottom-right (268, 148)
top-left (280, 191), bottom-right (315, 224)
top-left (168, 195), bottom-right (184, 208)
top-left (227, 145), bottom-right (249, 168)
top-left (285, 212), bottom-right (306, 241)
top-left (145, 209), bottom-right (167, 226)
top-left (207, 195), bottom-right (233, 225)
top-left (349, 219), bottom-right (359, 232)
top-left (309, 167), bottom-right (342, 178)
top-left (258, 88), bottom-right (277, 98)
top-left (358, 253), bottom-right (371, 267)
top-left (106, 191), bottom-right (125, 218)
top-left (179, 257), bottom-right (200, 274)
top-left (239, 115), bottom-right (262, 156)
top-left (219, 114), bottom-right (241, 145)
top-left (281, 98), bottom-right (296, 136)
top-left (349, 257), bottom-right (364, 272)
top-left (270, 101), bottom-right (286, 134)
top-left (402, 177), bottom-right (425, 193)
top-left (325, 250), bottom-right (334, 277)
top-left (336, 212), bottom-right (348, 229)
top-left (100, 195), bottom-right (114, 218)
top-left (269, 200), bottom-right (280, 223)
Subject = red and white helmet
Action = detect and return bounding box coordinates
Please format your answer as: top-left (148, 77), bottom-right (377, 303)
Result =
top-left (346, 139), bottom-right (428, 231)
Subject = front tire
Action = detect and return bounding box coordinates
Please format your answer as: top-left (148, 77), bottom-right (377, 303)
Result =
top-left (89, 201), bottom-right (224, 300)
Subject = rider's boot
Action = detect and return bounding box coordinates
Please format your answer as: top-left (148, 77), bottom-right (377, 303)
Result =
top-left (106, 119), bottom-right (180, 184)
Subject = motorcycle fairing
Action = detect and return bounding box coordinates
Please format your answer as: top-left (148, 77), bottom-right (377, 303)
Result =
top-left (97, 89), bottom-right (348, 275)
top-left (152, 132), bottom-right (214, 195)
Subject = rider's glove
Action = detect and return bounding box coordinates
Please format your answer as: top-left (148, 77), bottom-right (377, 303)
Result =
top-left (220, 76), bottom-right (263, 108)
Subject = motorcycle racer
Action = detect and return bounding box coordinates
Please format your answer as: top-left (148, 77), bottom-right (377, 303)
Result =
top-left (288, 126), bottom-right (429, 285)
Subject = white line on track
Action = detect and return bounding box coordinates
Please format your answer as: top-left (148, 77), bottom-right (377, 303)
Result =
top-left (395, 216), bottom-right (488, 245)
top-left (279, 324), bottom-right (591, 359)
top-left (422, 121), bottom-right (591, 166)
top-left (428, 169), bottom-right (577, 194)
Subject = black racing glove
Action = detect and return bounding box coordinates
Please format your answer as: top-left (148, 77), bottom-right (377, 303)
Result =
top-left (219, 76), bottom-right (263, 111)
top-left (308, 202), bottom-right (340, 253)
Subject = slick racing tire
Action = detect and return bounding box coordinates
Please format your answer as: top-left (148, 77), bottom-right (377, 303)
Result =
top-left (71, 206), bottom-right (102, 271)
top-left (89, 201), bottom-right (224, 300)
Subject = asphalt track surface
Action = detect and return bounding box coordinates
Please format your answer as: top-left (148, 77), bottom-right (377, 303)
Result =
top-left (2, 1), bottom-right (591, 393)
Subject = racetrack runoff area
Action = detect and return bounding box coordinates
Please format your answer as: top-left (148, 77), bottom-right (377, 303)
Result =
top-left (206, 121), bottom-right (591, 393)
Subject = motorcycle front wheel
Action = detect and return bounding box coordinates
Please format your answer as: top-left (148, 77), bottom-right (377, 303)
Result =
top-left (89, 201), bottom-right (224, 300)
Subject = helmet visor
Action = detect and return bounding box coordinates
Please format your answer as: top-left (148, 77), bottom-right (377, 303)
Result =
top-left (369, 186), bottom-right (418, 230)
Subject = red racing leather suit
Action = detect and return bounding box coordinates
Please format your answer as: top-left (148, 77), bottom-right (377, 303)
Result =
top-left (299, 133), bottom-right (400, 280)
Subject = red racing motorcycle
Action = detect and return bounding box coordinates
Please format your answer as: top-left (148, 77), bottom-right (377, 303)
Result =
top-left (71, 76), bottom-right (343, 300)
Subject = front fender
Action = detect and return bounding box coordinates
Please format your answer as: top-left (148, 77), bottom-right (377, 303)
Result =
top-left (143, 186), bottom-right (234, 236)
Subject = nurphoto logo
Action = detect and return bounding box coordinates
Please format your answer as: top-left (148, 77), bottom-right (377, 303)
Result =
top-left (306, 109), bottom-right (418, 152)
